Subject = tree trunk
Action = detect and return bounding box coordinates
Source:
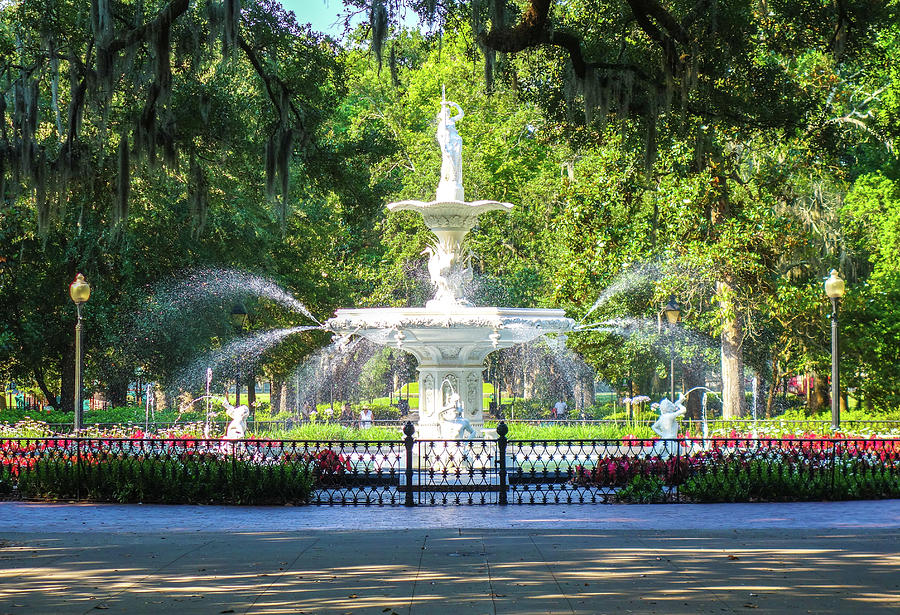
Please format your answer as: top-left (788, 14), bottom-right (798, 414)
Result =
top-left (284, 376), bottom-right (297, 414)
top-left (59, 346), bottom-right (75, 413)
top-left (246, 374), bottom-right (256, 415)
top-left (154, 384), bottom-right (169, 414)
top-left (34, 367), bottom-right (59, 411)
top-left (270, 377), bottom-right (283, 415)
top-left (752, 371), bottom-right (767, 418)
top-left (718, 280), bottom-right (746, 418)
top-left (107, 380), bottom-right (128, 408)
top-left (682, 361), bottom-right (704, 420)
top-left (573, 365), bottom-right (595, 416)
top-left (766, 359), bottom-right (780, 418)
top-left (810, 373), bottom-right (828, 412)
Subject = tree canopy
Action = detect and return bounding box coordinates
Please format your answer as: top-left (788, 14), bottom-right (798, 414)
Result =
top-left (2, 0), bottom-right (900, 417)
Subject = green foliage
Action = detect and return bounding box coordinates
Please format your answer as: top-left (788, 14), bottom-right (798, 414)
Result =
top-left (617, 474), bottom-right (667, 504)
top-left (0, 404), bottom-right (218, 427)
top-left (500, 421), bottom-right (656, 440)
top-left (13, 456), bottom-right (315, 505)
top-left (681, 458), bottom-right (900, 502)
top-left (266, 424), bottom-right (400, 441)
top-left (840, 171), bottom-right (900, 409)
top-left (0, 0), bottom-right (388, 408)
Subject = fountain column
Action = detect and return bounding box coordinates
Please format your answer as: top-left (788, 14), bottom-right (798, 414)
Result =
top-left (416, 364), bottom-right (485, 439)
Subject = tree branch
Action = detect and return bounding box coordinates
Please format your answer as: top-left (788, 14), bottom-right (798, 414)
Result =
top-left (477, 0), bottom-right (661, 83)
top-left (106, 0), bottom-right (190, 54)
top-left (236, 36), bottom-right (305, 129)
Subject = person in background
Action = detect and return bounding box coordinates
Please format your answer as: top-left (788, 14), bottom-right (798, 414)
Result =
top-left (341, 402), bottom-right (353, 423)
top-left (359, 407), bottom-right (373, 429)
top-left (554, 399), bottom-right (568, 419)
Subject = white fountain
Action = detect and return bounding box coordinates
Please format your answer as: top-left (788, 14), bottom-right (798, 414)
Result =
top-left (326, 93), bottom-right (575, 440)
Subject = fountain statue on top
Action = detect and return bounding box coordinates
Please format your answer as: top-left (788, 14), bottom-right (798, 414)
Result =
top-left (436, 88), bottom-right (465, 202)
top-left (326, 91), bottom-right (575, 440)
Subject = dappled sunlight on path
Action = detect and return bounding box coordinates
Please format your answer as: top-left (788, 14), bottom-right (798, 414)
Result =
top-left (2, 528), bottom-right (899, 614)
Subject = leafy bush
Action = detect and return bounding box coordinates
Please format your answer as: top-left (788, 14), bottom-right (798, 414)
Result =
top-left (617, 474), bottom-right (667, 503)
top-left (572, 455), bottom-right (688, 487)
top-left (501, 399), bottom-right (551, 419)
top-left (272, 424), bottom-right (401, 441)
top-left (571, 439), bottom-right (900, 503)
top-left (9, 450), bottom-right (315, 505)
top-left (504, 422), bottom-right (657, 440)
top-left (371, 405), bottom-right (401, 420)
top-left (680, 455), bottom-right (900, 502)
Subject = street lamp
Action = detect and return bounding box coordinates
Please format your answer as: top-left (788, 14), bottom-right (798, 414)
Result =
top-left (230, 304), bottom-right (248, 405)
top-left (69, 273), bottom-right (91, 432)
top-left (662, 295), bottom-right (681, 402)
top-left (825, 269), bottom-right (846, 431)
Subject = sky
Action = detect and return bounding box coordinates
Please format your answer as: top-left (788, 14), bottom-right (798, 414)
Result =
top-left (279, 1), bottom-right (357, 36)
top-left (279, 1), bottom-right (422, 37)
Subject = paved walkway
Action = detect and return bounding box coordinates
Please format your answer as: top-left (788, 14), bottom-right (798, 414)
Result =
top-left (2, 501), bottom-right (900, 614)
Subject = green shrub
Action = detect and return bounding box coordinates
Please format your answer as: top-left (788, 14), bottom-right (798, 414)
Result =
top-left (680, 457), bottom-right (900, 502)
top-left (15, 455), bottom-right (315, 505)
top-left (270, 424), bottom-right (401, 441)
top-left (371, 405), bottom-right (400, 421)
top-left (617, 474), bottom-right (667, 503)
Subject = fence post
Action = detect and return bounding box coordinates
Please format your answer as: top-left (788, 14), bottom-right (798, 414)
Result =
top-left (674, 438), bottom-right (681, 503)
top-left (403, 421), bottom-right (415, 507)
top-left (497, 421), bottom-right (508, 505)
top-left (831, 438), bottom-right (839, 499)
top-left (76, 437), bottom-right (82, 500)
top-left (231, 440), bottom-right (237, 504)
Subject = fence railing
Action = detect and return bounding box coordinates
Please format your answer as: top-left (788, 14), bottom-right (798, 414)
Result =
top-left (37, 418), bottom-right (408, 434)
top-left (490, 418), bottom-right (900, 431)
top-left (29, 418), bottom-right (900, 439)
top-left (2, 422), bottom-right (899, 506)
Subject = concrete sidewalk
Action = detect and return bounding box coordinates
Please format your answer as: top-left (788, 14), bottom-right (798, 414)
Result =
top-left (2, 501), bottom-right (900, 614)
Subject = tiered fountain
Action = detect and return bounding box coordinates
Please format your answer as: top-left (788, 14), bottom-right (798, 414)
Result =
top-left (326, 94), bottom-right (574, 440)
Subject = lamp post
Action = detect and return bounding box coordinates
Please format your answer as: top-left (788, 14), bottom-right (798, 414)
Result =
top-left (230, 303), bottom-right (249, 405)
top-left (824, 269), bottom-right (846, 431)
top-left (662, 295), bottom-right (681, 401)
top-left (69, 273), bottom-right (91, 432)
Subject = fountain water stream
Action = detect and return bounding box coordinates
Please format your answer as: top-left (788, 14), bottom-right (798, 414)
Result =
top-left (326, 95), bottom-right (575, 439)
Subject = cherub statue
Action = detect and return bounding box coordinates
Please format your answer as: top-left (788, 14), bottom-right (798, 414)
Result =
top-left (652, 393), bottom-right (686, 457)
top-left (222, 397), bottom-right (250, 440)
top-left (440, 392), bottom-right (477, 439)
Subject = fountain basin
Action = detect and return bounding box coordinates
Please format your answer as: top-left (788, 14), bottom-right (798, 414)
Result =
top-left (327, 306), bottom-right (574, 438)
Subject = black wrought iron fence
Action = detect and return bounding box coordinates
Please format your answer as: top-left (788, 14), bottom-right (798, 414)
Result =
top-left (505, 435), bottom-right (900, 504)
top-left (2, 423), bottom-right (899, 506)
top-left (0, 436), bottom-right (405, 505)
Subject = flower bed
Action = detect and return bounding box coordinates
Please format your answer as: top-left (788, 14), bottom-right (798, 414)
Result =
top-left (570, 437), bottom-right (900, 502)
top-left (0, 437), bottom-right (355, 504)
